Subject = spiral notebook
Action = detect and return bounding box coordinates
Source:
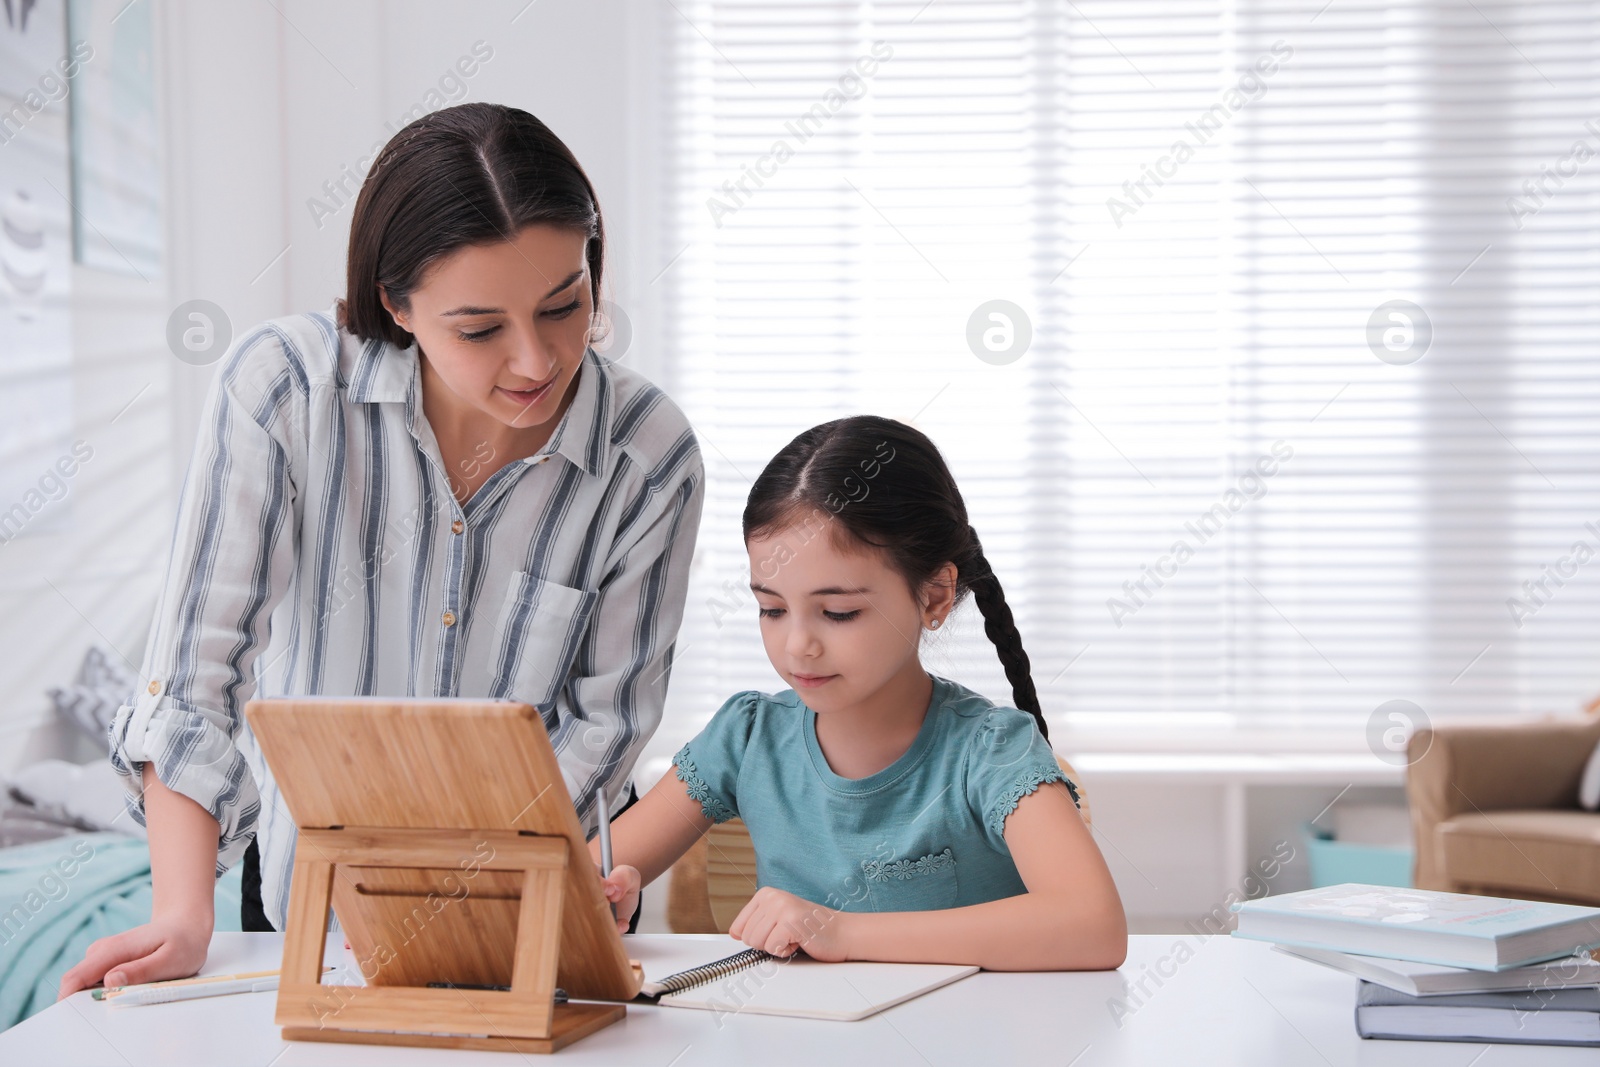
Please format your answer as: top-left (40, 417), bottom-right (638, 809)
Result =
top-left (626, 936), bottom-right (978, 1022)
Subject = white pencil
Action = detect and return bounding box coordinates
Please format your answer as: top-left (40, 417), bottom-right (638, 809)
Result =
top-left (99, 966), bottom-right (334, 1007)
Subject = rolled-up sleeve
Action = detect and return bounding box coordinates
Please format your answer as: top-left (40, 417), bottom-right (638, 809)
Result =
top-left (550, 429), bottom-right (704, 833)
top-left (108, 328), bottom-right (304, 877)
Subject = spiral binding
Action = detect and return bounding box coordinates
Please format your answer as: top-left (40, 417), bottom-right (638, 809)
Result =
top-left (657, 948), bottom-right (775, 996)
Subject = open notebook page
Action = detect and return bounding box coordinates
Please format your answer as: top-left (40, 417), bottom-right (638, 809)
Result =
top-left (621, 935), bottom-right (978, 1022)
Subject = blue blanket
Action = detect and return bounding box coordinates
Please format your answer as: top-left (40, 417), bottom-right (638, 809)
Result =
top-left (0, 832), bottom-right (242, 1030)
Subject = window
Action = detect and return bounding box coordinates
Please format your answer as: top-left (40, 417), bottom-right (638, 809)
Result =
top-left (647, 0), bottom-right (1600, 764)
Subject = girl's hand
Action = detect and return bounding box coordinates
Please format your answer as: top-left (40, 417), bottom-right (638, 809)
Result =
top-left (728, 887), bottom-right (849, 962)
top-left (56, 914), bottom-right (211, 1000)
top-left (601, 863), bottom-right (641, 935)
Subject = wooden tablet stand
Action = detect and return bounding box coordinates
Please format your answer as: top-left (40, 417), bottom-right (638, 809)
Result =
top-left (244, 697), bottom-right (644, 1054)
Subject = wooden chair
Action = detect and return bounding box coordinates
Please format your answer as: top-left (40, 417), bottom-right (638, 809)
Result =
top-left (667, 755), bottom-right (1091, 933)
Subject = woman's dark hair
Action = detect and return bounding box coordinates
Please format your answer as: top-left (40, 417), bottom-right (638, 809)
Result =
top-left (744, 415), bottom-right (1048, 740)
top-left (340, 102), bottom-right (604, 348)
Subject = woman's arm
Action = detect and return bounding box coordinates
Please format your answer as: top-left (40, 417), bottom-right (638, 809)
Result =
top-left (587, 766), bottom-right (712, 929)
top-left (60, 327), bottom-right (304, 997)
top-left (729, 781), bottom-right (1128, 971)
top-left (57, 771), bottom-right (220, 996)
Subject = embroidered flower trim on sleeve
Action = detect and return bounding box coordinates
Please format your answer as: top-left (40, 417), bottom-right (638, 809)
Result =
top-left (862, 847), bottom-right (955, 883)
top-left (673, 744), bottom-right (737, 824)
top-left (987, 765), bottom-right (1078, 836)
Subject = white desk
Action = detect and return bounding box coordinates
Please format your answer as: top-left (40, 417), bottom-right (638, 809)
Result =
top-left (4, 933), bottom-right (1593, 1065)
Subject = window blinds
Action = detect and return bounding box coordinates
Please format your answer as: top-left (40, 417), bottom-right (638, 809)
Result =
top-left (648, 0), bottom-right (1600, 761)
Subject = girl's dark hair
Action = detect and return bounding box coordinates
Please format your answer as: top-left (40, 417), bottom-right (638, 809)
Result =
top-left (744, 415), bottom-right (1048, 740)
top-left (340, 102), bottom-right (604, 348)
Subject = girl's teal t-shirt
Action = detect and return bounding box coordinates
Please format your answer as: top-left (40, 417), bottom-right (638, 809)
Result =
top-left (672, 674), bottom-right (1081, 914)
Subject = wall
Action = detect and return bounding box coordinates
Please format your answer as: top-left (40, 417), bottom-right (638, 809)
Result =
top-left (1, 0), bottom-right (663, 773)
top-left (0, 1), bottom-right (179, 771)
top-left (0, 0), bottom-right (1408, 935)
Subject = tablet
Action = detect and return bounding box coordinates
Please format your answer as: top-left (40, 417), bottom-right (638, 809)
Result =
top-left (244, 696), bottom-right (642, 1004)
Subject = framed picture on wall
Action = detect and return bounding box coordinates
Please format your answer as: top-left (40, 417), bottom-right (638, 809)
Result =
top-left (0, 0), bottom-right (80, 543)
top-left (67, 0), bottom-right (160, 278)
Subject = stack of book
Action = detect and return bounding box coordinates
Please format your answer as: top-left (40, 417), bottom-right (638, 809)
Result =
top-left (1231, 883), bottom-right (1600, 1047)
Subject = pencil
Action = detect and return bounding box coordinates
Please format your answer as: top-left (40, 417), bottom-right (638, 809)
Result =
top-left (91, 966), bottom-right (334, 1003)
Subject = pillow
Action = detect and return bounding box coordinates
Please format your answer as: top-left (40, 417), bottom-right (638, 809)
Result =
top-left (47, 645), bottom-right (139, 743)
top-left (1581, 737), bottom-right (1600, 812)
top-left (6, 759), bottom-right (147, 838)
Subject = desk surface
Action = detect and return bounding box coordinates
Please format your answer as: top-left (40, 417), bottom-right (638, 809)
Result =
top-left (4, 933), bottom-right (1593, 1065)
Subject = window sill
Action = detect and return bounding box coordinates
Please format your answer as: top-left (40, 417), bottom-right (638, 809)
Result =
top-left (1064, 750), bottom-right (1403, 785)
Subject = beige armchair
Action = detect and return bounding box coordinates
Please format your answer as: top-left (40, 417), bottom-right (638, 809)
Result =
top-left (666, 755), bottom-right (1091, 934)
top-left (1407, 711), bottom-right (1600, 906)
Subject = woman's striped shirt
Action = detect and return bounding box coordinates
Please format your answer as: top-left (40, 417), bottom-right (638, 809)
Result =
top-left (108, 308), bottom-right (704, 930)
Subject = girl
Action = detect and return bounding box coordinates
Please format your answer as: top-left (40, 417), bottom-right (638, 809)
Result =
top-left (592, 416), bottom-right (1127, 971)
top-left (58, 103), bottom-right (703, 998)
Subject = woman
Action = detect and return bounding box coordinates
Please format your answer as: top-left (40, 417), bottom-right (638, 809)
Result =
top-left (57, 103), bottom-right (704, 996)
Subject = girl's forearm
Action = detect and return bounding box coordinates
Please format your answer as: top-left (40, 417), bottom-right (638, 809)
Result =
top-left (586, 769), bottom-right (711, 885)
top-left (838, 891), bottom-right (1127, 971)
top-left (142, 768), bottom-right (221, 926)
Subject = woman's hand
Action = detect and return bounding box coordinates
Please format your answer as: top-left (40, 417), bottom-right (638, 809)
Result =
top-left (56, 914), bottom-right (211, 999)
top-left (601, 863), bottom-right (641, 935)
top-left (728, 887), bottom-right (849, 961)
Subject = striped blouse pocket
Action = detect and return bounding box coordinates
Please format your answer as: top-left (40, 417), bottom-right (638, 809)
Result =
top-left (492, 570), bottom-right (599, 709)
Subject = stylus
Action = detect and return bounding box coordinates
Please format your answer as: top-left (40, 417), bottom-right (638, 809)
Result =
top-left (596, 786), bottom-right (616, 921)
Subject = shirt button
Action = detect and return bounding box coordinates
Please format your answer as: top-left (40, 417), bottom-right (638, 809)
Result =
top-left (147, 680), bottom-right (160, 695)
top-left (442, 610), bottom-right (457, 627)
top-left (451, 519), bottom-right (464, 535)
